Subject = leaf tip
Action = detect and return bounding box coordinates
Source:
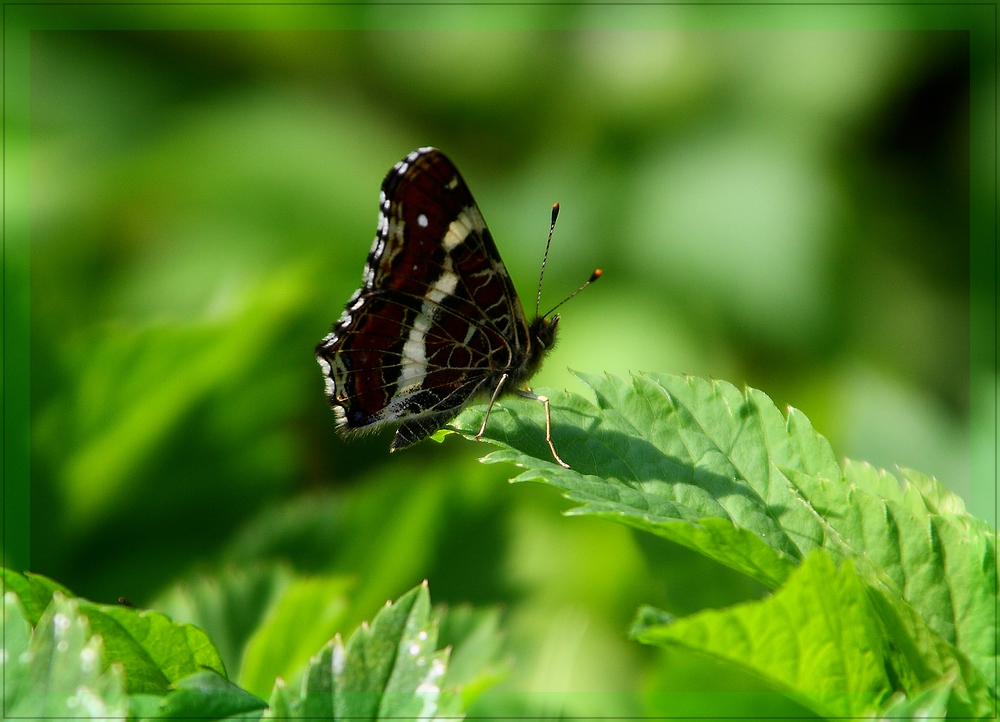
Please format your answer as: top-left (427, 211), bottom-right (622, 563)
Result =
top-left (628, 605), bottom-right (675, 640)
top-left (429, 428), bottom-right (453, 444)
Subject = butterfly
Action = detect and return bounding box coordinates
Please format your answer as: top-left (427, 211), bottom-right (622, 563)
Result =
top-left (315, 147), bottom-right (599, 468)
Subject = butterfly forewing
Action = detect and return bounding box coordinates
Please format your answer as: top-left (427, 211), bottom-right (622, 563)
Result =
top-left (316, 147), bottom-right (532, 446)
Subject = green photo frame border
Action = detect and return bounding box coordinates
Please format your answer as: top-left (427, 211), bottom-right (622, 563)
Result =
top-left (1, 4), bottom-right (994, 716)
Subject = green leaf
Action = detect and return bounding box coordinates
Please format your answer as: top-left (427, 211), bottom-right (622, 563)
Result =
top-left (457, 374), bottom-right (802, 588)
top-left (158, 670), bottom-right (267, 720)
top-left (456, 372), bottom-right (997, 711)
top-left (3, 591), bottom-right (129, 717)
top-left (1, 567), bottom-right (227, 696)
top-left (239, 575), bottom-right (352, 698)
top-left (336, 582), bottom-right (431, 720)
top-left (75, 603), bottom-right (172, 695)
top-left (878, 675), bottom-right (955, 720)
top-left (863, 582), bottom-right (992, 718)
top-left (633, 551), bottom-right (891, 718)
top-left (153, 563), bottom-right (293, 682)
top-left (297, 640), bottom-right (336, 719)
top-left (58, 264), bottom-right (315, 530)
top-left (896, 468), bottom-right (996, 684)
top-left (79, 600), bottom-right (227, 692)
top-left (628, 605), bottom-right (675, 639)
top-left (428, 428), bottom-right (452, 443)
top-left (1, 569), bottom-right (72, 625)
top-left (225, 463), bottom-right (448, 625)
top-left (2, 591), bottom-right (34, 712)
top-left (129, 693), bottom-right (169, 718)
top-left (266, 678), bottom-right (295, 719)
top-left (263, 582), bottom-right (458, 721)
top-left (436, 604), bottom-right (508, 711)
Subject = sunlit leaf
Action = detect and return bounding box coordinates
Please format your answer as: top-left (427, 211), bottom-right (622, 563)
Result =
top-left (877, 675), bottom-right (955, 721)
top-left (157, 669), bottom-right (267, 720)
top-left (2, 591), bottom-right (129, 717)
top-left (2, 592), bottom-right (34, 713)
top-left (81, 601), bottom-right (226, 691)
top-left (2, 569), bottom-right (226, 696)
top-left (456, 372), bottom-right (997, 714)
top-left (262, 582), bottom-right (458, 721)
top-left (1, 569), bottom-right (72, 625)
top-left (633, 551), bottom-right (891, 717)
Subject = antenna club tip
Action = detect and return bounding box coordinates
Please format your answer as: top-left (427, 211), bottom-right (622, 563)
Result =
top-left (550, 203), bottom-right (560, 221)
top-left (590, 269), bottom-right (603, 282)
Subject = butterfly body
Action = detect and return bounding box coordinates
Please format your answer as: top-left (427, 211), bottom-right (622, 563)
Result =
top-left (316, 147), bottom-right (560, 453)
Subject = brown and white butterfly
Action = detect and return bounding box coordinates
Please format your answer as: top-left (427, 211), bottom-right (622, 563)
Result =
top-left (315, 147), bottom-right (599, 467)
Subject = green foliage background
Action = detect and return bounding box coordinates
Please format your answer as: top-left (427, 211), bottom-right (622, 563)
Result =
top-left (22, 14), bottom-right (980, 718)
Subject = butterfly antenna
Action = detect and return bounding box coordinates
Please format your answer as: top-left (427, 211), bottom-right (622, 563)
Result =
top-left (543, 268), bottom-right (602, 318)
top-left (535, 203), bottom-right (560, 317)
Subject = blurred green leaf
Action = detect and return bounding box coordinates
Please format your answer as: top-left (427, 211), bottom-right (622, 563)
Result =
top-left (456, 371), bottom-right (996, 713)
top-left (266, 678), bottom-right (296, 719)
top-left (129, 693), bottom-right (169, 718)
top-left (225, 464), bottom-right (451, 618)
top-left (58, 263), bottom-right (315, 529)
top-left (239, 575), bottom-right (352, 698)
top-left (2, 591), bottom-right (129, 717)
top-left (157, 670), bottom-right (267, 721)
top-left (633, 132), bottom-right (833, 344)
top-left (153, 563), bottom-right (294, 682)
top-left (436, 604), bottom-right (508, 709)
top-left (633, 551), bottom-right (891, 718)
top-left (628, 605), bottom-right (675, 638)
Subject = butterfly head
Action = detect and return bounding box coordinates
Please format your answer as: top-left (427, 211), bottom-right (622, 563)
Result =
top-left (531, 313), bottom-right (559, 350)
top-left (523, 314), bottom-right (559, 378)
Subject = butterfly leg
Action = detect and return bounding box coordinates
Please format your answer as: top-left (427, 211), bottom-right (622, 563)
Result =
top-left (515, 389), bottom-right (570, 469)
top-left (475, 373), bottom-right (509, 440)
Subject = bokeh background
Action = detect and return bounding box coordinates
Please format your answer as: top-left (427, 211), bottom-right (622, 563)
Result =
top-left (25, 18), bottom-right (980, 717)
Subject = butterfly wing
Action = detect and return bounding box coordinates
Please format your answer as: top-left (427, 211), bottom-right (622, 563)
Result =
top-left (370, 147), bottom-right (530, 348)
top-left (316, 147), bottom-right (531, 448)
